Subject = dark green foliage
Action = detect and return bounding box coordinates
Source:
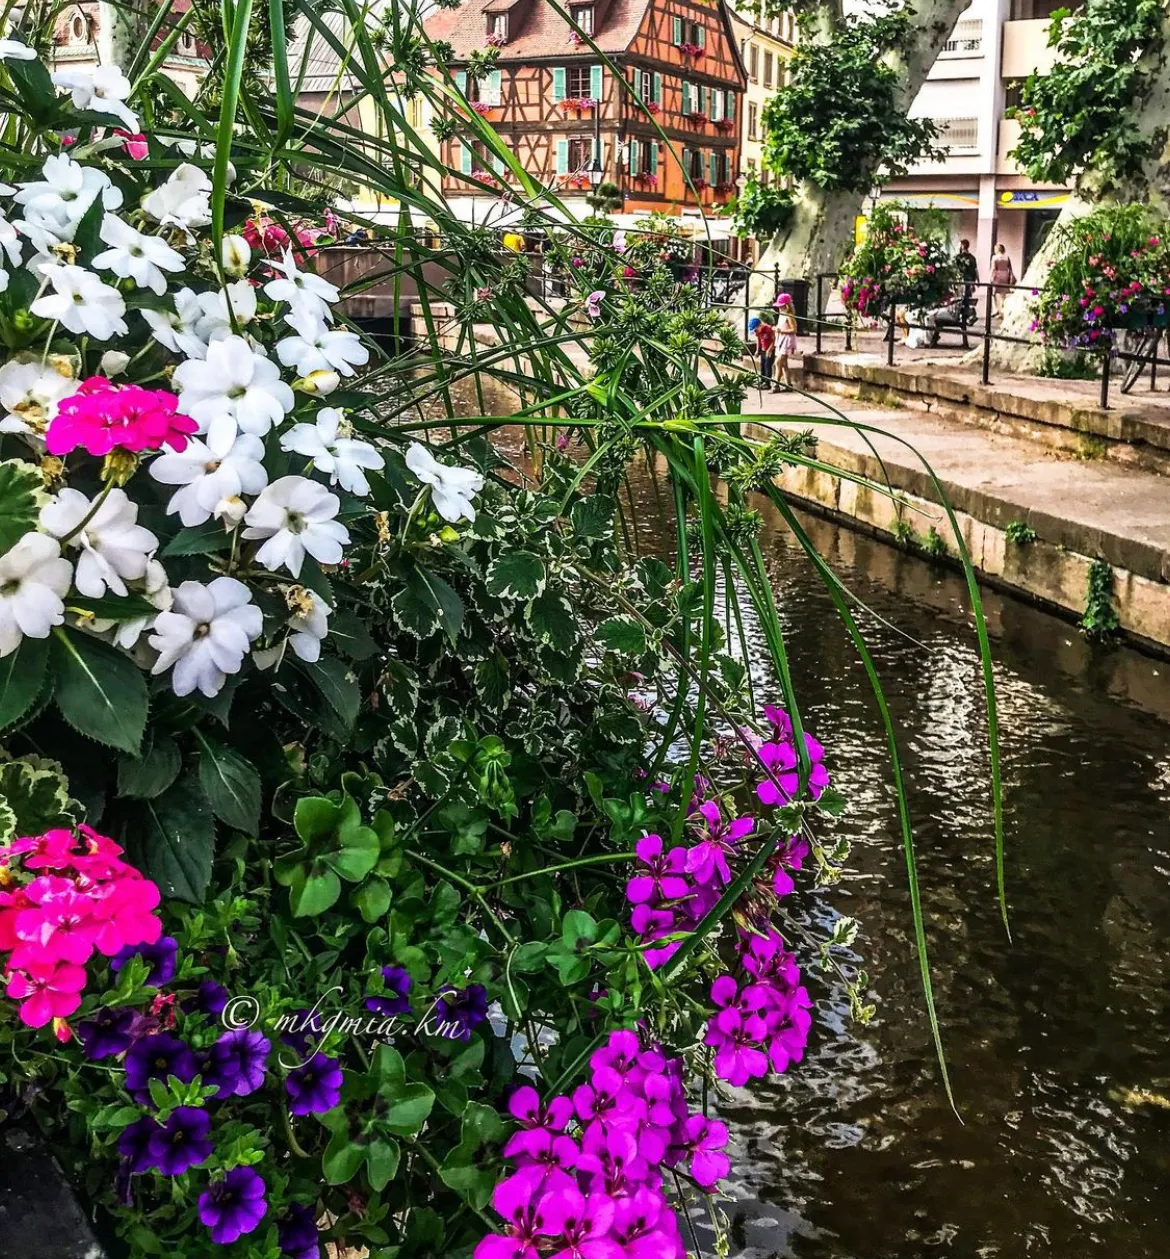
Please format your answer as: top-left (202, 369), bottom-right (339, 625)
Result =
top-left (1081, 557), bottom-right (1121, 643)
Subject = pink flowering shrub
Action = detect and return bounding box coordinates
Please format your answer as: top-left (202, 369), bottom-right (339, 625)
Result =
top-left (840, 203), bottom-right (958, 318)
top-left (0, 826), bottom-right (162, 1031)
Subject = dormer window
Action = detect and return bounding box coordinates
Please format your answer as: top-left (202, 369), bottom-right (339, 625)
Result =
top-left (571, 4), bottom-right (594, 35)
top-left (488, 13), bottom-right (508, 41)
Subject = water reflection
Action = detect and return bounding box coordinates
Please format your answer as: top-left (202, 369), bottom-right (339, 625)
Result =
top-left (609, 467), bottom-right (1170, 1258)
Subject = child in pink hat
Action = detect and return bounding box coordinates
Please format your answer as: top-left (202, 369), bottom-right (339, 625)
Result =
top-left (773, 293), bottom-right (799, 388)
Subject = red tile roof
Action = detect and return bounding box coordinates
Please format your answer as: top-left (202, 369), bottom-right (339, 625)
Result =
top-left (425, 0), bottom-right (653, 61)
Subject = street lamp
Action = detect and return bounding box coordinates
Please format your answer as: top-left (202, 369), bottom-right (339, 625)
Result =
top-left (589, 100), bottom-right (604, 188)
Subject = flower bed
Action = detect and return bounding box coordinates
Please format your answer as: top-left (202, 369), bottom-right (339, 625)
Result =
top-left (0, 27), bottom-right (940, 1259)
top-left (1029, 203), bottom-right (1170, 349)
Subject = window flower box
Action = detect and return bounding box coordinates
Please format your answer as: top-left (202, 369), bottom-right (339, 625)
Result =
top-left (715, 117), bottom-right (735, 133)
top-left (637, 172), bottom-right (659, 188)
top-left (569, 30), bottom-right (584, 44)
top-left (561, 173), bottom-right (590, 189)
top-left (559, 97), bottom-right (598, 113)
top-left (714, 181), bottom-right (733, 193)
top-left (646, 101), bottom-right (661, 115)
top-left (693, 177), bottom-right (708, 190)
top-left (470, 101), bottom-right (498, 116)
top-left (679, 41), bottom-right (704, 58)
top-left (684, 109), bottom-right (706, 124)
top-left (485, 31), bottom-right (506, 47)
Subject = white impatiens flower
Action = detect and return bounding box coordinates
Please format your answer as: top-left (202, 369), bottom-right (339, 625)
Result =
top-left (0, 359), bottom-right (77, 437)
top-left (40, 487), bottom-right (158, 598)
top-left (0, 212), bottom-right (23, 268)
top-left (405, 442), bottom-right (485, 524)
top-left (148, 577), bottom-right (262, 698)
top-left (51, 65), bottom-right (138, 131)
top-left (280, 408), bottom-right (384, 497)
top-left (0, 39), bottom-right (37, 60)
top-left (94, 559), bottom-right (172, 651)
top-left (221, 235), bottom-right (251, 277)
top-left (263, 248), bottom-right (339, 321)
top-left (287, 588), bottom-right (330, 662)
top-left (173, 335), bottom-right (294, 448)
top-left (194, 280), bottom-right (258, 343)
top-left (30, 264), bottom-right (128, 340)
top-left (141, 163), bottom-right (211, 235)
top-left (0, 533), bottom-right (72, 657)
top-left (242, 475), bottom-right (350, 577)
top-left (15, 154), bottom-right (123, 227)
top-left (141, 286), bottom-right (207, 359)
top-left (92, 214), bottom-right (185, 296)
top-left (149, 429), bottom-right (268, 527)
top-left (275, 307), bottom-right (369, 378)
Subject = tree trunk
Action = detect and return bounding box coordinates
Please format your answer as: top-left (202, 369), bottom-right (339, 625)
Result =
top-left (752, 0), bottom-right (973, 294)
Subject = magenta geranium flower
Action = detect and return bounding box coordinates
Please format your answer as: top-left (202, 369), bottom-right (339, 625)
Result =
top-left (625, 835), bottom-right (689, 906)
top-left (678, 1114), bottom-right (730, 1189)
top-left (45, 377), bottom-right (197, 457)
top-left (686, 800), bottom-right (752, 887)
top-left (476, 1166), bottom-right (553, 1259)
top-left (6, 958), bottom-right (87, 1026)
top-left (508, 1083), bottom-right (574, 1133)
top-left (536, 1183), bottom-right (620, 1259)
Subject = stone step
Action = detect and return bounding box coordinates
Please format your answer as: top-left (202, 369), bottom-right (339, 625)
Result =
top-left (742, 391), bottom-right (1170, 653)
top-left (802, 354), bottom-right (1170, 477)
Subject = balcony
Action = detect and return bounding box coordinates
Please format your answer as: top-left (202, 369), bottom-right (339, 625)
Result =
top-left (1001, 19), bottom-right (1059, 79)
top-left (936, 116), bottom-right (979, 153)
top-left (939, 18), bottom-right (983, 59)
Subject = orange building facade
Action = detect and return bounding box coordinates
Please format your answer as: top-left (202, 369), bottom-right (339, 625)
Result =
top-left (425, 0), bottom-right (747, 221)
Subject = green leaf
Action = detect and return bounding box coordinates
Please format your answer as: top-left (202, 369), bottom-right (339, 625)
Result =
top-left (66, 593), bottom-right (160, 621)
top-left (52, 628), bottom-right (148, 754)
top-left (570, 494), bottom-right (616, 539)
top-left (525, 589), bottom-right (578, 654)
top-left (353, 876), bottom-right (391, 923)
top-left (0, 636), bottom-right (49, 732)
top-left (289, 867), bottom-right (341, 917)
top-left (595, 616), bottom-right (647, 656)
top-left (160, 519), bottom-right (233, 557)
top-left (298, 657), bottom-right (360, 730)
top-left (323, 1131), bottom-right (365, 1185)
top-left (365, 1137), bottom-right (400, 1190)
top-left (383, 1082), bottom-right (435, 1137)
top-left (196, 735), bottom-right (261, 835)
top-left (294, 794), bottom-right (341, 844)
top-left (127, 773), bottom-right (214, 902)
top-left (0, 754), bottom-right (79, 836)
top-left (485, 551), bottom-right (547, 600)
top-left (117, 735), bottom-right (182, 800)
top-left (390, 566), bottom-right (464, 643)
top-left (0, 459), bottom-right (44, 555)
top-left (329, 609), bottom-right (379, 660)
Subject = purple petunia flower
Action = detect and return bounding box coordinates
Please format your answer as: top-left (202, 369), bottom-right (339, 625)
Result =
top-left (277, 1203), bottom-right (321, 1259)
top-left (433, 984), bottom-right (488, 1042)
top-left (147, 1106), bottom-right (213, 1176)
top-left (365, 966), bottom-right (412, 1017)
top-left (280, 1007), bottom-right (326, 1056)
top-left (206, 1028), bottom-right (270, 1098)
top-left (188, 980), bottom-right (229, 1016)
top-left (117, 1116), bottom-right (160, 1174)
top-left (124, 1033), bottom-right (199, 1103)
top-left (111, 936), bottom-right (178, 986)
top-left (77, 1006), bottom-right (136, 1060)
top-left (198, 1167), bottom-right (267, 1245)
top-left (285, 1053), bottom-right (343, 1115)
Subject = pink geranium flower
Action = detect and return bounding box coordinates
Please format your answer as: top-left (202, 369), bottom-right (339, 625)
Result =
top-left (7, 959), bottom-right (88, 1026)
top-left (45, 378), bottom-right (197, 457)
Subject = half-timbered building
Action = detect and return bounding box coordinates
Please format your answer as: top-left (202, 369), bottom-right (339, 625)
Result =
top-left (424, 0), bottom-right (747, 225)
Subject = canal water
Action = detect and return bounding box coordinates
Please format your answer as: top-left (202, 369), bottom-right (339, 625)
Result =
top-left (613, 471), bottom-right (1170, 1258)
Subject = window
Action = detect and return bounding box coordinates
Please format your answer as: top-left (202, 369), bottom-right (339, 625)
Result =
top-left (749, 43), bottom-right (759, 81)
top-left (489, 13), bottom-right (507, 40)
top-left (936, 117), bottom-right (979, 151)
top-left (566, 65), bottom-right (592, 98)
top-left (689, 148), bottom-right (704, 181)
top-left (571, 4), bottom-right (594, 34)
top-left (763, 51), bottom-right (773, 89)
top-left (640, 69), bottom-right (652, 100)
top-left (70, 13), bottom-right (86, 40)
top-left (567, 137), bottom-right (592, 171)
top-left (748, 102), bottom-right (758, 142)
top-left (941, 18), bottom-right (983, 57)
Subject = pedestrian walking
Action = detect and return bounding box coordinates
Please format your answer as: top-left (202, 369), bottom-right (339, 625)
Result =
top-left (955, 237), bottom-right (978, 331)
top-left (990, 242), bottom-right (1015, 317)
top-left (774, 293), bottom-right (799, 388)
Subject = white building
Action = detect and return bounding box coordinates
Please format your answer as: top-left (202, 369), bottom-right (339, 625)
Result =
top-left (878, 0), bottom-right (1072, 282)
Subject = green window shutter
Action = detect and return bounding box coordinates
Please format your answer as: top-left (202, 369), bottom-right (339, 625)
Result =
top-left (725, 90), bottom-right (734, 120)
top-left (555, 138), bottom-right (568, 174)
top-left (709, 152), bottom-right (718, 184)
top-left (629, 138), bottom-right (640, 175)
top-left (672, 16), bottom-right (682, 44)
top-left (681, 81), bottom-right (691, 113)
top-left (653, 72), bottom-right (662, 103)
top-left (488, 70), bottom-right (502, 105)
top-left (552, 67), bottom-right (566, 101)
top-left (681, 146), bottom-right (690, 177)
top-left (455, 70), bottom-right (467, 96)
top-left (459, 142), bottom-right (472, 175)
top-left (697, 84), bottom-right (706, 115)
top-left (711, 88), bottom-right (721, 121)
top-left (590, 64), bottom-right (603, 100)
top-left (648, 142), bottom-right (659, 175)
top-left (697, 24), bottom-right (706, 47)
